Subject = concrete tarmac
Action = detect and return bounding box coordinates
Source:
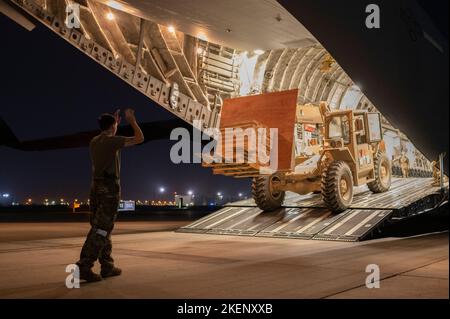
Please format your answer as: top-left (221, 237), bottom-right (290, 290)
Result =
top-left (0, 220), bottom-right (447, 299)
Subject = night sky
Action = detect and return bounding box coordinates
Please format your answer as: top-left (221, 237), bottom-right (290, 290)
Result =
top-left (0, 15), bottom-right (250, 203)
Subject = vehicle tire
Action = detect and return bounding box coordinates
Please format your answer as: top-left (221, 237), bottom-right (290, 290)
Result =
top-left (321, 161), bottom-right (354, 213)
top-left (368, 151), bottom-right (392, 193)
top-left (252, 173), bottom-right (285, 211)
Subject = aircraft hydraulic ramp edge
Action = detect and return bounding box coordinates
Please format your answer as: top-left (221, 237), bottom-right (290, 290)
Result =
top-left (178, 178), bottom-right (448, 242)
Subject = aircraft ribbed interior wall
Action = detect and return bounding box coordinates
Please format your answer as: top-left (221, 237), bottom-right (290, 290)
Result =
top-left (9, 0), bottom-right (433, 173)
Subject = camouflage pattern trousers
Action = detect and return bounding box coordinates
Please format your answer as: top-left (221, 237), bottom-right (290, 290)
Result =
top-left (77, 179), bottom-right (120, 272)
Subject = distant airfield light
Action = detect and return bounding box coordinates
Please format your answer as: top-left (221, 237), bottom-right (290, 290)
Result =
top-left (106, 12), bottom-right (115, 21)
top-left (188, 190), bottom-right (194, 196)
top-left (254, 49), bottom-right (265, 55)
top-left (159, 187), bottom-right (166, 193)
top-left (238, 193), bottom-right (243, 198)
top-left (217, 192), bottom-right (222, 197)
top-left (168, 25), bottom-right (176, 33)
top-left (2, 193), bottom-right (9, 198)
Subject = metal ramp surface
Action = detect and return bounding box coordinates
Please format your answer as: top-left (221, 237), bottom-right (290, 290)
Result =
top-left (178, 178), bottom-right (448, 242)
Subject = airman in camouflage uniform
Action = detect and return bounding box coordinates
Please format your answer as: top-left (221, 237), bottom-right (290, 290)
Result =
top-left (76, 109), bottom-right (144, 282)
top-left (399, 151), bottom-right (410, 178)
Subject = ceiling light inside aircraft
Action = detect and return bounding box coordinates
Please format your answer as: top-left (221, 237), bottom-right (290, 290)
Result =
top-left (107, 0), bottom-right (123, 11)
top-left (196, 47), bottom-right (204, 55)
top-left (197, 32), bottom-right (208, 41)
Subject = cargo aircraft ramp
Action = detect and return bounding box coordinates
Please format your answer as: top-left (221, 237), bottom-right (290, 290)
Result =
top-left (178, 178), bottom-right (448, 242)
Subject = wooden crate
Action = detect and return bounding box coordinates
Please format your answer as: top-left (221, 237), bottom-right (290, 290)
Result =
top-left (202, 121), bottom-right (272, 177)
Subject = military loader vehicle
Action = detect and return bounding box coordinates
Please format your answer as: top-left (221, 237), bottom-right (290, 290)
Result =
top-left (253, 105), bottom-right (392, 212)
top-left (203, 90), bottom-right (392, 213)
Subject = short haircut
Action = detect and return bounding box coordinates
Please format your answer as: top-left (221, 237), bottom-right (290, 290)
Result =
top-left (98, 113), bottom-right (116, 131)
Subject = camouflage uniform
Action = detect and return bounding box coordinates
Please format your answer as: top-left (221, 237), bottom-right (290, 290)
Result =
top-left (76, 133), bottom-right (126, 274)
top-left (77, 176), bottom-right (120, 272)
top-left (399, 154), bottom-right (410, 178)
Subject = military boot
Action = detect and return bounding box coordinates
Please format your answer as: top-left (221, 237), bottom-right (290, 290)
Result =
top-left (79, 269), bottom-right (102, 283)
top-left (101, 266), bottom-right (122, 278)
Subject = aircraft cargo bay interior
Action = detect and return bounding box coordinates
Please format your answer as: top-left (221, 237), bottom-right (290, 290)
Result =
top-left (0, 0), bottom-right (448, 305)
